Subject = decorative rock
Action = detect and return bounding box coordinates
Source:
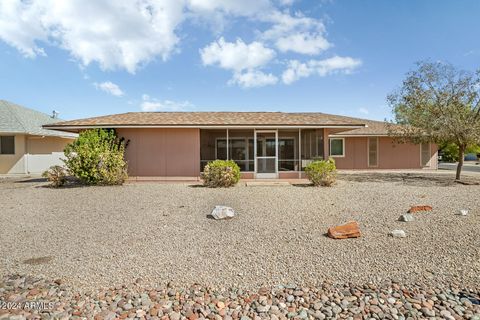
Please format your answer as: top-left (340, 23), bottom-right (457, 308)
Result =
top-left (390, 230), bottom-right (406, 238)
top-left (1, 274), bottom-right (479, 320)
top-left (327, 221), bottom-right (361, 239)
top-left (457, 209), bottom-right (469, 216)
top-left (398, 214), bottom-right (415, 222)
top-left (170, 311), bottom-right (181, 320)
top-left (210, 206), bottom-right (236, 220)
top-left (258, 287), bottom-right (269, 296)
top-left (256, 305), bottom-right (270, 313)
top-left (408, 205), bottom-right (432, 213)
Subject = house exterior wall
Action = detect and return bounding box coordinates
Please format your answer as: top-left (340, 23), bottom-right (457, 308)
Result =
top-left (26, 136), bottom-right (71, 154)
top-left (117, 128), bottom-right (200, 178)
top-left (0, 135), bottom-right (73, 174)
top-left (0, 135), bottom-right (72, 174)
top-left (116, 128), bottom-right (438, 179)
top-left (0, 134), bottom-right (26, 174)
top-left (333, 136), bottom-right (438, 170)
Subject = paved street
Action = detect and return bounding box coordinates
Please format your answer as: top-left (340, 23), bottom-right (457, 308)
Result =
top-left (439, 162), bottom-right (480, 173)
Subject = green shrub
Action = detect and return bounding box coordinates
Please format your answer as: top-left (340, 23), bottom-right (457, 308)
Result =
top-left (63, 129), bottom-right (128, 185)
top-left (305, 158), bottom-right (337, 186)
top-left (42, 165), bottom-right (68, 187)
top-left (202, 160), bottom-right (240, 187)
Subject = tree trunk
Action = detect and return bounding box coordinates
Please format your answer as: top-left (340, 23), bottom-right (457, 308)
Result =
top-left (456, 144), bottom-right (465, 181)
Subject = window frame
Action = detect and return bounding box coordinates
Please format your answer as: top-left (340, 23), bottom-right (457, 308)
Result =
top-left (367, 137), bottom-right (379, 167)
top-left (329, 138), bottom-right (345, 158)
top-left (0, 135), bottom-right (15, 155)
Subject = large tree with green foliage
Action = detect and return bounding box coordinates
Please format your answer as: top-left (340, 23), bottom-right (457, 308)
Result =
top-left (64, 129), bottom-right (128, 185)
top-left (388, 61), bottom-right (480, 180)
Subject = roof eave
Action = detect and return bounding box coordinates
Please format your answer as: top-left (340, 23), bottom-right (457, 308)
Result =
top-left (43, 124), bottom-right (367, 132)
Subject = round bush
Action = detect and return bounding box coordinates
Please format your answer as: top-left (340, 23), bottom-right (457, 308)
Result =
top-left (63, 129), bottom-right (128, 185)
top-left (202, 160), bottom-right (240, 188)
top-left (305, 158), bottom-right (337, 187)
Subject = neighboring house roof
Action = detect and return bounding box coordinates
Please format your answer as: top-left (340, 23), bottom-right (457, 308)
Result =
top-left (43, 112), bottom-right (369, 129)
top-left (0, 100), bottom-right (77, 138)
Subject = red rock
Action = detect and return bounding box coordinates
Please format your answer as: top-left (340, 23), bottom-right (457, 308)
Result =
top-left (408, 205), bottom-right (432, 213)
top-left (28, 288), bottom-right (40, 296)
top-left (150, 308), bottom-right (159, 316)
top-left (327, 221), bottom-right (361, 239)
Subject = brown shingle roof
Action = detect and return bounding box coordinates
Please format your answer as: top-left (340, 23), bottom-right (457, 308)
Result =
top-left (43, 112), bottom-right (368, 128)
top-left (330, 118), bottom-right (395, 136)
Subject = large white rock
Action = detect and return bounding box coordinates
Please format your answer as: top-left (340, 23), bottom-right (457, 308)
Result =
top-left (210, 206), bottom-right (236, 220)
top-left (398, 214), bottom-right (415, 222)
top-left (390, 230), bottom-right (406, 238)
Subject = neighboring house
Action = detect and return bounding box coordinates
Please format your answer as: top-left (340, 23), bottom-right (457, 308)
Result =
top-left (44, 112), bottom-right (438, 180)
top-left (0, 100), bottom-right (77, 174)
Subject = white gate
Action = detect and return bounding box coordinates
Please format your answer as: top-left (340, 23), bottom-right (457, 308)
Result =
top-left (26, 152), bottom-right (65, 174)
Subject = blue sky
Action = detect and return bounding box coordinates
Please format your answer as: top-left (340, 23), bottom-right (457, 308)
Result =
top-left (0, 0), bottom-right (479, 121)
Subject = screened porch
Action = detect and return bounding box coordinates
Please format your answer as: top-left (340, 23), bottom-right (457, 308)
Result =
top-left (200, 128), bottom-right (327, 178)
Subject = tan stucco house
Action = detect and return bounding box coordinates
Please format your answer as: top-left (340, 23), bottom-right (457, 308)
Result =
top-left (44, 112), bottom-right (437, 179)
top-left (0, 100), bottom-right (77, 174)
top-left (44, 111), bottom-right (437, 180)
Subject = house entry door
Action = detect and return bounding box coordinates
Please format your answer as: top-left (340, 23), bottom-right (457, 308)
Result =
top-left (255, 130), bottom-right (278, 178)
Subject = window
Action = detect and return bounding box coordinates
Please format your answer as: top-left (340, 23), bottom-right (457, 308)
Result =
top-left (368, 137), bottom-right (378, 167)
top-left (0, 136), bottom-right (15, 154)
top-left (329, 138), bottom-right (344, 157)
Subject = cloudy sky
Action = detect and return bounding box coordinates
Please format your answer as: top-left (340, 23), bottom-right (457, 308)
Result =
top-left (0, 0), bottom-right (478, 120)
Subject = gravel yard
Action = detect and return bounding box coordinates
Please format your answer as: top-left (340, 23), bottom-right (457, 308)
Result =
top-left (1, 172), bottom-right (479, 292)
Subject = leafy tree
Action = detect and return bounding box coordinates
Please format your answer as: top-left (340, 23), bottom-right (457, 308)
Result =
top-left (439, 142), bottom-right (480, 162)
top-left (388, 61), bottom-right (480, 180)
top-left (64, 129), bottom-right (128, 185)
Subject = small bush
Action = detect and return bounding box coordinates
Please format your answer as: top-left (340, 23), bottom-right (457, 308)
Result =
top-left (305, 158), bottom-right (337, 187)
top-left (202, 160), bottom-right (240, 187)
top-left (42, 165), bottom-right (68, 188)
top-left (63, 129), bottom-right (128, 185)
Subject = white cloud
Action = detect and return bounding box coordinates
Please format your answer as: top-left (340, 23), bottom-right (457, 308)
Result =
top-left (275, 33), bottom-right (330, 55)
top-left (229, 70), bottom-right (278, 88)
top-left (260, 11), bottom-right (330, 55)
top-left (0, 1), bottom-right (46, 58)
top-left (200, 37), bottom-right (275, 72)
top-left (0, 0), bottom-right (184, 73)
top-left (94, 81), bottom-right (124, 97)
top-left (141, 94), bottom-right (193, 112)
top-left (187, 0), bottom-right (271, 16)
top-left (0, 0), bottom-right (362, 87)
top-left (200, 37), bottom-right (278, 88)
top-left (358, 107), bottom-right (369, 115)
top-left (282, 56), bottom-right (362, 84)
top-left (277, 0), bottom-right (296, 5)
